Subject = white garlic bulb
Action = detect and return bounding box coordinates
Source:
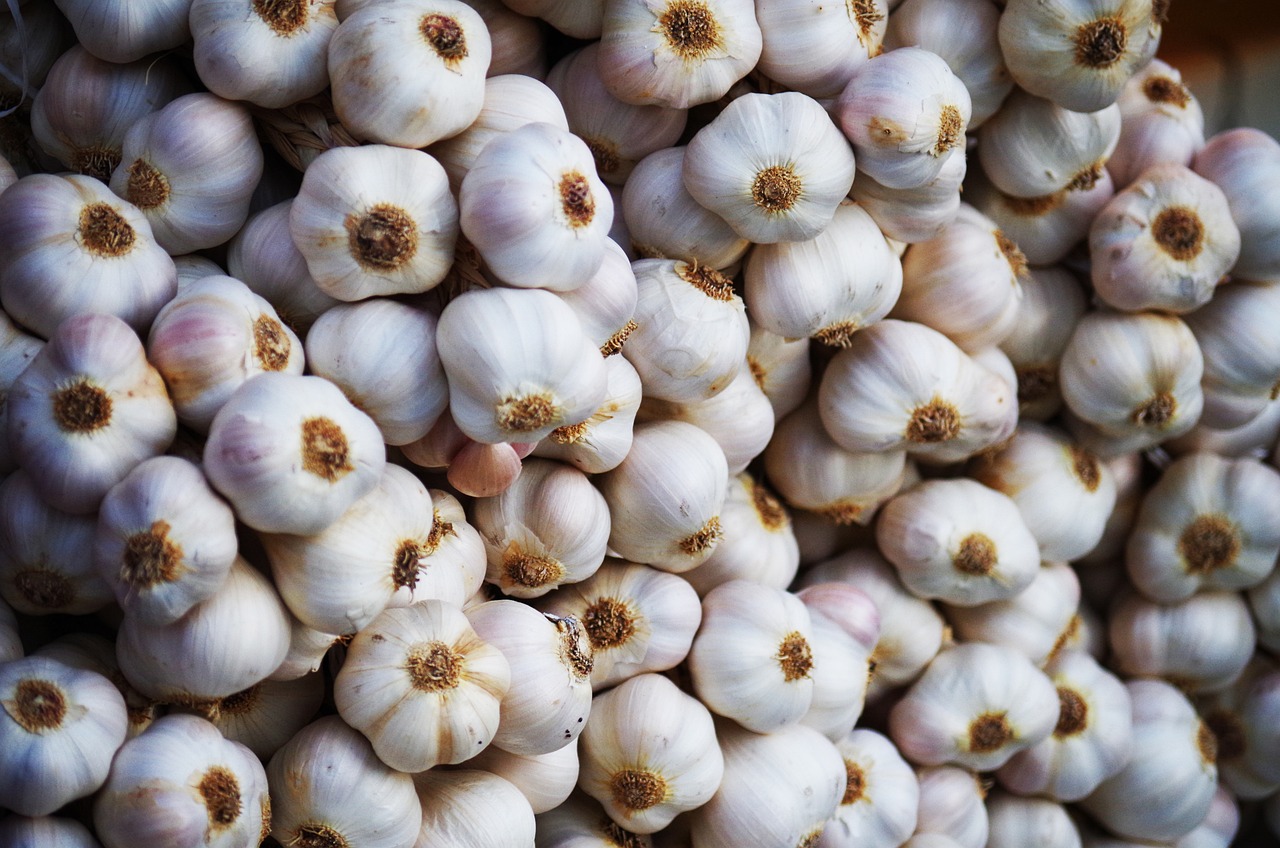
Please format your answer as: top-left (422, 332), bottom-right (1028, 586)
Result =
top-left (1108, 58), bottom-right (1206, 189)
top-left (681, 473), bottom-right (800, 596)
top-left (55, 0), bottom-right (190, 63)
top-left (984, 792), bottom-right (1081, 848)
top-left (178, 673), bottom-right (324, 761)
top-left (1184, 280), bottom-right (1280, 430)
top-left (463, 738), bottom-right (580, 814)
top-left (818, 728), bottom-right (917, 848)
top-left (0, 815), bottom-right (101, 848)
top-left (1250, 567), bottom-right (1280, 655)
top-left (1197, 662), bottom-right (1280, 800)
top-left (943, 562), bottom-right (1082, 667)
top-left (32, 633), bottom-right (158, 740)
top-left (997, 265), bottom-right (1089, 422)
top-left (746, 320), bottom-right (812, 421)
top-left (1193, 127), bottom-right (1280, 281)
top-left (457, 0), bottom-right (548, 77)
top-left (412, 769), bottom-right (537, 847)
top-left (966, 168), bottom-right (1116, 267)
top-left (799, 603), bottom-right (874, 741)
top-left (755, 0), bottom-right (884, 98)
top-left (850, 149), bottom-right (967, 246)
top-left (912, 766), bottom-right (988, 848)
top-left (555, 239), bottom-right (640, 357)
top-left (533, 793), bottom-right (654, 847)
top-left (531, 352), bottom-right (642, 474)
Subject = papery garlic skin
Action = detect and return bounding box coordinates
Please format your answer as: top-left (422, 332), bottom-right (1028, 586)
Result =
top-left (682, 473), bottom-right (801, 596)
top-left (984, 792), bottom-right (1081, 848)
top-left (532, 353), bottom-right (642, 474)
top-left (0, 656), bottom-right (128, 816)
top-left (913, 766), bottom-right (989, 848)
top-left (889, 643), bottom-right (1059, 771)
top-left (463, 738), bottom-right (580, 814)
top-left (944, 562), bottom-right (1082, 667)
top-left (1109, 59), bottom-right (1206, 189)
top-left (0, 815), bottom-right (102, 848)
top-left (55, 0), bottom-right (190, 63)
top-left (1185, 280), bottom-right (1280, 431)
top-left (268, 715), bottom-right (423, 848)
top-left (755, 0), bottom-right (884, 98)
top-left (967, 169), bottom-right (1116, 267)
top-left (94, 714), bottom-right (268, 848)
top-left (997, 266), bottom-right (1089, 422)
top-left (747, 320), bottom-right (812, 421)
top-left (818, 728), bottom-right (917, 848)
top-left (1193, 127), bottom-right (1280, 280)
top-left (412, 769), bottom-right (537, 848)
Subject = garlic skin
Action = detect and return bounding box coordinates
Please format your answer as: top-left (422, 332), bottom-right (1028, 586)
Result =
top-left (977, 90), bottom-right (1121, 198)
top-left (876, 479), bottom-right (1041, 606)
top-left (463, 739), bottom-right (580, 814)
top-left (746, 320), bottom-right (812, 421)
top-left (33, 633), bottom-right (159, 740)
top-left (108, 92), bottom-right (263, 255)
top-left (944, 562), bottom-right (1082, 667)
top-left (889, 642), bottom-right (1059, 771)
top-left (178, 673), bottom-right (323, 761)
top-left (579, 673), bottom-right (724, 833)
top-left (147, 275), bottom-right (304, 433)
top-left (532, 353), bottom-right (642, 475)
top-left (689, 719), bottom-right (845, 848)
top-left (0, 312), bottom-right (43, 475)
top-left (268, 715), bottom-right (423, 848)
top-left (460, 121), bottom-right (613, 291)
top-left (984, 792), bottom-right (1081, 848)
top-left (1089, 164), bottom-right (1240, 313)
top-left (1168, 397), bottom-right (1280, 461)
top-left (1126, 452), bottom-right (1280, 603)
top-left (966, 168), bottom-right (1116, 267)
top-left (0, 174), bottom-right (177, 341)
top-left (305, 298), bottom-right (448, 445)
top-left (94, 455), bottom-right (238, 626)
top-left (1185, 279), bottom-right (1280, 431)
top-left (335, 601), bottom-right (511, 772)
top-left (996, 649), bottom-right (1133, 802)
top-left (203, 372), bottom-right (386, 535)
top-left (0, 815), bottom-right (101, 848)
top-left (1109, 59), bottom-right (1206, 189)
top-left (1250, 567), bottom-right (1280, 655)
top-left (837, 47), bottom-right (971, 191)
top-left (534, 793), bottom-right (655, 847)
top-left (818, 728), bottom-right (917, 848)
top-left (757, 0), bottom-right (886, 98)
top-left (1193, 127), bottom-right (1280, 281)
top-left (997, 266), bottom-right (1088, 422)
top-left (499, 0), bottom-right (601, 41)
top-left (437, 286), bottom-right (609, 445)
top-left (1059, 310), bottom-right (1204, 451)
top-left (412, 769), bottom-right (537, 848)
top-left (555, 239), bottom-right (640, 357)
top-left (0, 597), bottom-right (19, 662)
top-left (7, 313), bottom-right (176, 515)
top-left (190, 0), bottom-right (337, 108)
top-left (597, 420), bottom-right (729, 572)
top-left (682, 474), bottom-right (801, 596)
top-left (474, 458), bottom-right (611, 598)
top-left (291, 144), bottom-right (458, 300)
top-left (94, 714), bottom-right (269, 848)
top-left (799, 604), bottom-right (873, 741)
top-left (0, 656), bottom-right (128, 816)
top-left (849, 149), bottom-right (967, 245)
top-left (1196, 662), bottom-right (1280, 800)
top-left (597, 0), bottom-right (763, 109)
top-left (1079, 678), bottom-right (1219, 843)
top-left (116, 556), bottom-right (291, 704)
top-left (998, 0), bottom-right (1160, 114)
top-left (54, 0), bottom-right (190, 63)
top-left (684, 92), bottom-right (855, 244)
top-left (912, 766), bottom-right (989, 848)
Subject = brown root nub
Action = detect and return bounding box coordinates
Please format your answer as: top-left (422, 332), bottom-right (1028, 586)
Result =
top-left (676, 261), bottom-right (735, 301)
top-left (1178, 514), bottom-right (1240, 574)
top-left (583, 597), bottom-right (636, 650)
top-left (78, 202), bottom-right (136, 256)
top-left (817, 501), bottom-right (865, 525)
top-left (550, 420), bottom-right (590, 444)
top-left (497, 392), bottom-right (560, 433)
top-left (420, 13), bottom-right (468, 63)
top-left (253, 0), bottom-right (309, 35)
top-left (253, 315), bottom-right (292, 371)
top-left (502, 547), bottom-right (564, 589)
top-left (776, 631), bottom-right (814, 681)
top-left (13, 569), bottom-right (74, 610)
top-left (1066, 163), bottom-right (1104, 192)
top-left (1271, 376), bottom-right (1280, 401)
top-left (796, 830), bottom-right (823, 848)
top-left (1073, 16), bottom-right (1128, 69)
top-left (751, 164), bottom-right (803, 213)
top-left (747, 355), bottom-right (767, 390)
top-left (199, 766), bottom-right (243, 829)
top-left (1203, 709), bottom-right (1245, 761)
top-left (260, 793), bottom-right (272, 842)
top-left (1152, 205), bottom-right (1205, 261)
top-left (71, 146), bottom-right (121, 182)
top-left (300, 417), bottom-right (354, 482)
top-left (216, 685), bottom-right (261, 718)
top-left (1069, 446), bottom-right (1102, 492)
top-left (1053, 686), bottom-right (1089, 737)
top-left (814, 321), bottom-right (860, 348)
top-left (12, 679), bottom-right (67, 732)
top-left (845, 0), bottom-right (884, 39)
top-left (1016, 366), bottom-right (1057, 405)
top-left (424, 509), bottom-right (455, 556)
top-left (968, 712), bottom-right (1012, 753)
top-left (1002, 191), bottom-right (1064, 217)
top-left (558, 170), bottom-right (597, 228)
top-left (121, 520), bottom-right (184, 588)
top-left (601, 319), bottom-right (638, 356)
top-left (392, 539), bottom-right (425, 591)
top-left (906, 397), bottom-right (961, 443)
top-left (53, 380), bottom-right (113, 433)
top-left (659, 0), bottom-right (722, 59)
top-left (953, 533), bottom-right (998, 576)
top-left (678, 515), bottom-right (724, 555)
top-left (346, 204), bottom-right (418, 270)
top-left (995, 230), bottom-right (1029, 279)
top-left (293, 824), bottom-right (350, 848)
top-left (1143, 75), bottom-right (1192, 108)
top-left (841, 759), bottom-right (867, 806)
top-left (1049, 613), bottom-right (1081, 662)
top-left (1131, 392), bottom-right (1176, 428)
top-left (126, 159), bottom-right (170, 209)
top-left (935, 105), bottom-right (964, 156)
top-left (609, 769), bottom-right (667, 812)
top-left (551, 614), bottom-right (595, 680)
top-left (585, 137), bottom-right (621, 177)
top-left (405, 641), bottom-right (463, 692)
top-left (1197, 719), bottom-right (1219, 765)
top-left (750, 480), bottom-right (789, 531)
top-left (600, 820), bottom-right (645, 848)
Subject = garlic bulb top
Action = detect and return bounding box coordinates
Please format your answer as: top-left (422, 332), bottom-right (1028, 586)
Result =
top-left (1108, 58), bottom-right (1206, 189)
top-left (55, 0), bottom-right (190, 64)
top-left (755, 0), bottom-right (885, 98)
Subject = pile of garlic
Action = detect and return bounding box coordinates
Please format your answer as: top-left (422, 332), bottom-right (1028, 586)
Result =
top-left (2, 0), bottom-right (1280, 845)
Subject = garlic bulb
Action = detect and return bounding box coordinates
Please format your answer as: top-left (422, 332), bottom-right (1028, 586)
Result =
top-left (966, 168), bottom-right (1116, 267)
top-left (684, 91), bottom-right (855, 244)
top-left (532, 352), bottom-right (642, 474)
top-left (579, 673), bottom-right (724, 833)
top-left (466, 600), bottom-right (594, 756)
top-left (556, 239), bottom-right (640, 356)
top-left (912, 766), bottom-right (988, 848)
top-left (1108, 58), bottom-right (1206, 189)
top-left (597, 0), bottom-right (762, 109)
top-left (0, 815), bottom-right (101, 848)
top-left (977, 89), bottom-right (1121, 198)
top-left (473, 458), bottom-right (611, 598)
top-left (7, 313), bottom-right (176, 515)
top-left (1168, 397), bottom-right (1280, 461)
top-left (460, 121), bottom-right (613, 291)
top-left (0, 173), bottom-right (177, 340)
top-left (998, 0), bottom-right (1160, 113)
top-left (437, 286), bottom-right (609, 444)
top-left (1079, 678), bottom-right (1219, 843)
top-left (818, 318), bottom-right (1017, 464)
top-left (1196, 661), bottom-right (1280, 800)
top-left (597, 420), bottom-right (729, 572)
top-left (0, 312), bottom-right (42, 475)
top-left (889, 642), bottom-right (1059, 771)
top-left (534, 793), bottom-right (655, 847)
top-left (1184, 279), bottom-right (1280, 430)
top-left (1249, 567), bottom-right (1280, 655)
top-left (0, 655), bottom-right (128, 816)
top-left (537, 559), bottom-right (702, 690)
top-left (94, 714), bottom-right (269, 848)
top-left (291, 144), bottom-right (458, 300)
top-left (1089, 164), bottom-right (1240, 313)
top-left (681, 473), bottom-right (801, 596)
top-left (304, 298), bottom-right (448, 445)
top-left (203, 372), bottom-right (386, 535)
top-left (0, 2), bottom-right (67, 113)
top-left (944, 562), bottom-right (1082, 667)
top-left (984, 792), bottom-right (1081, 848)
top-left (54, 0), bottom-right (190, 63)
top-left (498, 0), bottom-right (601, 41)
top-left (817, 728), bottom-right (917, 848)
top-left (746, 320), bottom-right (812, 421)
top-left (799, 603), bottom-right (874, 741)
top-left (33, 633), bottom-right (159, 739)
top-left (413, 769), bottom-right (537, 847)
top-left (456, 0), bottom-right (546, 76)
top-left (754, 0), bottom-right (884, 98)
top-left (334, 600), bottom-right (511, 772)
top-left (997, 265), bottom-right (1089, 422)
top-left (1193, 127), bottom-right (1280, 281)
top-left (837, 47), bottom-right (971, 191)
top-left (849, 150), bottom-right (967, 245)
top-left (268, 715), bottom-right (423, 848)
top-left (463, 738), bottom-right (581, 814)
